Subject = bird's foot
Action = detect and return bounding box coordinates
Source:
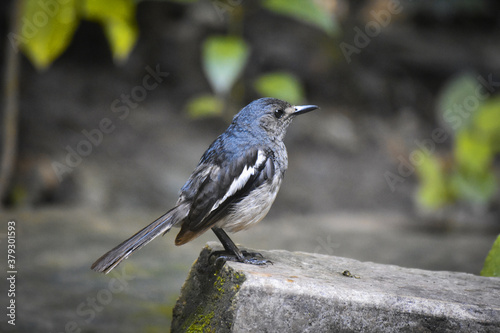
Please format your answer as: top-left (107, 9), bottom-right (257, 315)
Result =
top-left (210, 250), bottom-right (273, 266)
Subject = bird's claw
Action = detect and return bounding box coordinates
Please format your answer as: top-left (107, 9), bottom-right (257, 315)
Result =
top-left (210, 250), bottom-right (272, 266)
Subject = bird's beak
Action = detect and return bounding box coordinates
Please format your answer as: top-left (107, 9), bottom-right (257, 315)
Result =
top-left (293, 104), bottom-right (319, 115)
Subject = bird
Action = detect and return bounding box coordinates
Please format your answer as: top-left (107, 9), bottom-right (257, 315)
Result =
top-left (91, 97), bottom-right (318, 274)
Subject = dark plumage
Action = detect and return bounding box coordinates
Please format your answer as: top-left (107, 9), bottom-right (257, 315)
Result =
top-left (91, 98), bottom-right (318, 273)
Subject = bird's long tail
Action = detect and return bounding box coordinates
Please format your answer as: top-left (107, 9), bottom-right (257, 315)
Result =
top-left (91, 208), bottom-right (180, 274)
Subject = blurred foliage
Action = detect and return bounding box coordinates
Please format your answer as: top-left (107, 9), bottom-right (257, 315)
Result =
top-left (82, 0), bottom-right (138, 63)
top-left (15, 0), bottom-right (336, 111)
top-left (186, 94), bottom-right (224, 118)
top-left (261, 0), bottom-right (338, 36)
top-left (437, 74), bottom-right (478, 133)
top-left (416, 74), bottom-right (500, 208)
top-left (202, 35), bottom-right (249, 96)
top-left (17, 0), bottom-right (138, 70)
top-left (415, 152), bottom-right (453, 209)
top-left (185, 0), bottom-right (337, 118)
top-left (481, 234), bottom-right (500, 277)
top-left (254, 72), bottom-right (305, 105)
top-left (18, 0), bottom-right (79, 70)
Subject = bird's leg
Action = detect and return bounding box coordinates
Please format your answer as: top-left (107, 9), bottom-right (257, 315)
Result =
top-left (211, 227), bottom-right (271, 265)
top-left (212, 227), bottom-right (245, 261)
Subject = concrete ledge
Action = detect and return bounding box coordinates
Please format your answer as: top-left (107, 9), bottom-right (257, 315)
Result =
top-left (171, 243), bottom-right (500, 332)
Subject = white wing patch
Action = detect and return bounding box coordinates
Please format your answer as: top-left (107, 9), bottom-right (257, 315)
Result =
top-left (210, 150), bottom-right (266, 213)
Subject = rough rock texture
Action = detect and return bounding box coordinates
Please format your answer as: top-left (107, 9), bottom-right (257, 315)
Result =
top-left (172, 243), bottom-right (500, 332)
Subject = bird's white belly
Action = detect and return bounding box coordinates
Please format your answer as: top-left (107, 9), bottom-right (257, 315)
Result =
top-left (216, 177), bottom-right (281, 232)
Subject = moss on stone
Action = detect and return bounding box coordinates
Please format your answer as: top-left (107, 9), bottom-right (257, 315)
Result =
top-left (183, 307), bottom-right (215, 332)
top-left (171, 245), bottom-right (246, 332)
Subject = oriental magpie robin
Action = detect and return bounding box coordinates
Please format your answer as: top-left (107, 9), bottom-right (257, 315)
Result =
top-left (91, 98), bottom-right (318, 273)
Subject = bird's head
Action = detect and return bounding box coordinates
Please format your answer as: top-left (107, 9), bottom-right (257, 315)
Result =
top-left (232, 98), bottom-right (318, 141)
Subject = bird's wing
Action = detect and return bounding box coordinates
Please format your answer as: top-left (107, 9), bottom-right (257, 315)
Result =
top-left (177, 148), bottom-right (274, 241)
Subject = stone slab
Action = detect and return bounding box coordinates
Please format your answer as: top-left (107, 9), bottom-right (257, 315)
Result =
top-left (172, 243), bottom-right (500, 332)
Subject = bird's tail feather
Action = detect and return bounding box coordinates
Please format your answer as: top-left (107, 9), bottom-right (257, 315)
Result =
top-left (91, 208), bottom-right (179, 274)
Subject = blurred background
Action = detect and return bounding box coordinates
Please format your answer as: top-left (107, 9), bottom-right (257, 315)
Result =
top-left (0, 0), bottom-right (499, 331)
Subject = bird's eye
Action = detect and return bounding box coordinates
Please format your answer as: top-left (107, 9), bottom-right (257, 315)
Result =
top-left (274, 109), bottom-right (284, 119)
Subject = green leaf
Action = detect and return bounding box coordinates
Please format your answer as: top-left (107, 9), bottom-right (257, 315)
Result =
top-left (455, 130), bottom-right (493, 174)
top-left (453, 129), bottom-right (496, 203)
top-left (261, 0), bottom-right (338, 36)
top-left (481, 234), bottom-right (500, 277)
top-left (186, 94), bottom-right (224, 118)
top-left (19, 0), bottom-right (79, 70)
top-left (474, 97), bottom-right (500, 149)
top-left (254, 72), bottom-right (305, 105)
top-left (415, 153), bottom-right (452, 208)
top-left (450, 170), bottom-right (496, 204)
top-left (202, 36), bottom-right (249, 96)
top-left (82, 0), bottom-right (138, 63)
top-left (437, 73), bottom-right (481, 133)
